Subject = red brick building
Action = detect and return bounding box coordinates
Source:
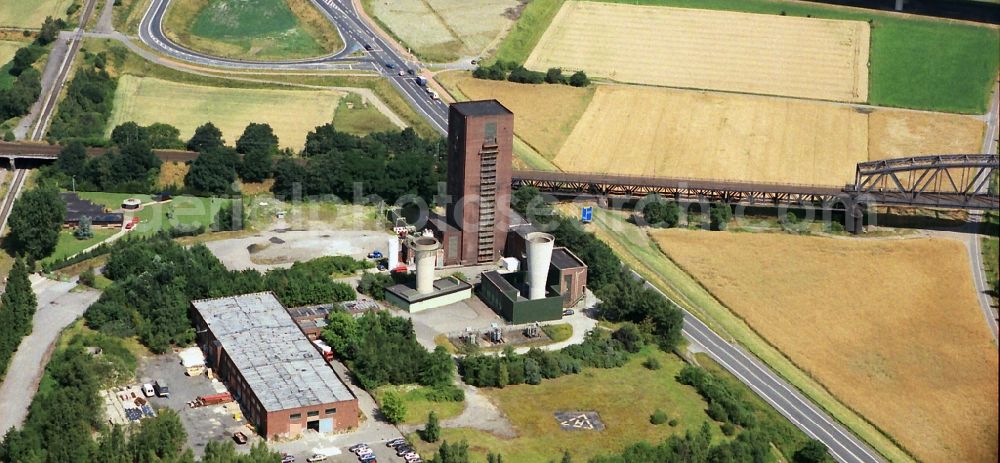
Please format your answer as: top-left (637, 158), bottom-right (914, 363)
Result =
top-left (433, 100), bottom-right (514, 266)
top-left (191, 293), bottom-right (359, 439)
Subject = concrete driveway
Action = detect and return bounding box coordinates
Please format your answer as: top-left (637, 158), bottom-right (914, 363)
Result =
top-left (0, 277), bottom-right (100, 431)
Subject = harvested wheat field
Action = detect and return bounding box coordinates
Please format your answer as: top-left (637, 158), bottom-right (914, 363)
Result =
top-left (108, 76), bottom-right (342, 150)
top-left (554, 85), bottom-right (983, 186)
top-left (868, 110), bottom-right (985, 160)
top-left (525, 2), bottom-right (870, 102)
top-left (652, 230), bottom-right (998, 463)
top-left (439, 72), bottom-right (594, 157)
top-left (367, 0), bottom-right (519, 62)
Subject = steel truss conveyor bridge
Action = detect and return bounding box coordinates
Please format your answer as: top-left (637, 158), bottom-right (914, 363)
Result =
top-left (512, 154), bottom-right (999, 233)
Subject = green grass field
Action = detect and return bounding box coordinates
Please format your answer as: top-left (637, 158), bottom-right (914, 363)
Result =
top-left (374, 385), bottom-right (465, 425)
top-left (0, 0), bottom-right (75, 28)
top-left (0, 40), bottom-right (22, 90)
top-left (42, 228), bottom-right (117, 265)
top-left (166, 0), bottom-right (343, 60)
top-left (410, 349), bottom-right (735, 462)
top-left (332, 92), bottom-right (398, 135)
top-left (108, 75), bottom-right (342, 151)
top-left (497, 0), bottom-right (998, 113)
top-left (75, 192), bottom-right (230, 237)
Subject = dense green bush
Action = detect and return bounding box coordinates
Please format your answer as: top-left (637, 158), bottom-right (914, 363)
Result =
top-left (322, 310), bottom-right (456, 389)
top-left (358, 271), bottom-right (394, 299)
top-left (650, 409), bottom-right (668, 425)
top-left (277, 126), bottom-right (444, 205)
top-left (48, 64), bottom-right (117, 142)
top-left (460, 329), bottom-right (634, 387)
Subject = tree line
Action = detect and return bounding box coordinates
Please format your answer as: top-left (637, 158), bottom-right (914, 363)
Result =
top-left (0, 259), bottom-right (37, 379)
top-left (473, 60), bottom-right (590, 87)
top-left (459, 328), bottom-right (636, 387)
top-left (84, 235), bottom-right (363, 353)
top-left (0, 17), bottom-right (64, 138)
top-left (641, 193), bottom-right (734, 231)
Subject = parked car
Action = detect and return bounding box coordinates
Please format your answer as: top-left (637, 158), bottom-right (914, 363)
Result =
top-left (142, 383), bottom-right (155, 397)
top-left (562, 309), bottom-right (575, 316)
top-left (396, 446), bottom-right (415, 457)
top-left (153, 379), bottom-right (169, 398)
top-left (306, 455), bottom-right (328, 462)
top-left (281, 453), bottom-right (295, 463)
top-left (359, 455), bottom-right (377, 463)
top-left (349, 444), bottom-right (369, 453)
top-left (356, 449), bottom-right (374, 458)
top-left (232, 431), bottom-right (247, 445)
top-left (386, 438), bottom-right (406, 448)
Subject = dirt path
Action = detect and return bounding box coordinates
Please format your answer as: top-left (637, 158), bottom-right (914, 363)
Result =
top-left (95, 0), bottom-right (114, 33)
top-left (399, 384), bottom-right (516, 439)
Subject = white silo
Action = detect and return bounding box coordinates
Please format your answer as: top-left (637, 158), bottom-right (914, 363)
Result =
top-left (409, 235), bottom-right (441, 295)
top-left (387, 237), bottom-right (400, 269)
top-left (525, 232), bottom-right (555, 300)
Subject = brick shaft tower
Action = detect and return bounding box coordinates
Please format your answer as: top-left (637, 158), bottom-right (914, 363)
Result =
top-left (445, 100), bottom-right (514, 265)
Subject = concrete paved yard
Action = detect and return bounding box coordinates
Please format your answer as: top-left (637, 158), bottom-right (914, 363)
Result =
top-left (206, 229), bottom-right (392, 272)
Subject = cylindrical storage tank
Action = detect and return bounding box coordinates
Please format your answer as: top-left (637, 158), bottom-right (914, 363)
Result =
top-left (388, 237), bottom-right (400, 269)
top-left (525, 232), bottom-right (555, 300)
top-left (410, 236), bottom-right (441, 295)
top-left (122, 198), bottom-right (142, 210)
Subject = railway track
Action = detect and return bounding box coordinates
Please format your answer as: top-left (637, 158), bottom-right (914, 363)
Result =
top-left (29, 0), bottom-right (100, 142)
top-left (0, 169), bottom-right (29, 236)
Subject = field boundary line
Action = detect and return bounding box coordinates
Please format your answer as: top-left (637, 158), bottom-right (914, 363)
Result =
top-left (417, 0), bottom-right (464, 49)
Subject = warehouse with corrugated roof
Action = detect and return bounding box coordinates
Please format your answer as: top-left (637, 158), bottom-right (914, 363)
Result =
top-left (191, 292), bottom-right (359, 439)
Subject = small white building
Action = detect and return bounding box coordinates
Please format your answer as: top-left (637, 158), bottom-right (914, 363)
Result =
top-left (178, 347), bottom-right (206, 376)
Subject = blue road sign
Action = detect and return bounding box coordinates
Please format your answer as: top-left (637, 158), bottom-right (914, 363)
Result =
top-left (581, 206), bottom-right (593, 223)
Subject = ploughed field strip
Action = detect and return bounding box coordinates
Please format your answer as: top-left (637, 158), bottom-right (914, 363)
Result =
top-left (525, 1), bottom-right (870, 102)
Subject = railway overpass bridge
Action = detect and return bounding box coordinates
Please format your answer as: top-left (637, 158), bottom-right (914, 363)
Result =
top-left (513, 154), bottom-right (999, 233)
top-left (0, 142), bottom-right (197, 167)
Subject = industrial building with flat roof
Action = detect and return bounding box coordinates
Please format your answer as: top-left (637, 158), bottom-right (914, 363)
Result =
top-left (191, 292), bottom-right (359, 440)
